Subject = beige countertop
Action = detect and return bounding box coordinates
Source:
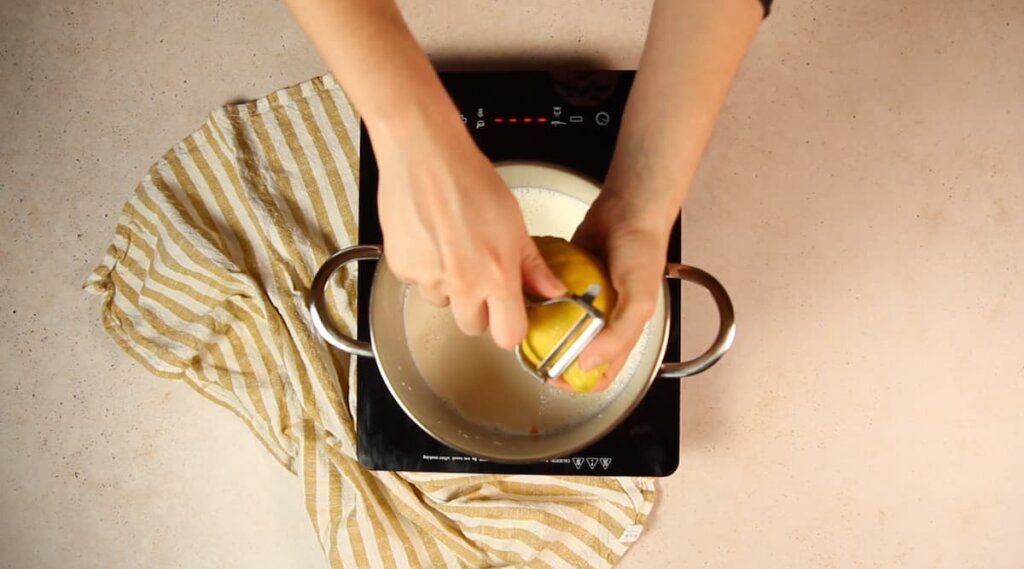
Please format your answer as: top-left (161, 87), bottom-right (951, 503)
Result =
top-left (2, 0), bottom-right (1022, 567)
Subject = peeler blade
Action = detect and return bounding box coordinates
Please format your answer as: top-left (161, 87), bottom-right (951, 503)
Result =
top-left (515, 283), bottom-right (606, 383)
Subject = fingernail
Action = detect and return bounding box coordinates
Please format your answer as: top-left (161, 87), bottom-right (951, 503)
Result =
top-left (579, 354), bottom-right (601, 372)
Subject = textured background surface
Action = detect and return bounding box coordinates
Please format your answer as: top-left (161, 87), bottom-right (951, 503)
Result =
top-left (2, 0), bottom-right (1022, 567)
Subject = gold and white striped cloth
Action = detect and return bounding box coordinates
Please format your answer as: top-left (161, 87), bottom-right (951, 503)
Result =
top-left (85, 74), bottom-right (655, 569)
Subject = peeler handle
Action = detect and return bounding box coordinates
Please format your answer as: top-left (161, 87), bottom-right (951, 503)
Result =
top-left (308, 245), bottom-right (380, 358)
top-left (657, 264), bottom-right (736, 379)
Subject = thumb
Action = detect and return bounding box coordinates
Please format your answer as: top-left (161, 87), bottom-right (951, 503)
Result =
top-left (577, 276), bottom-right (658, 376)
top-left (520, 238), bottom-right (567, 299)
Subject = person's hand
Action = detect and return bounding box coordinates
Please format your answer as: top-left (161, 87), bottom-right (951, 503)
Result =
top-left (559, 190), bottom-right (671, 392)
top-left (372, 109), bottom-right (566, 349)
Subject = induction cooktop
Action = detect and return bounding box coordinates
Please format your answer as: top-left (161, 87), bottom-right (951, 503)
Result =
top-left (356, 71), bottom-right (682, 476)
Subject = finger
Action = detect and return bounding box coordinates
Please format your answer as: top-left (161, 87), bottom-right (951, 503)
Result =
top-left (520, 238), bottom-right (567, 299)
top-left (547, 368), bottom-right (616, 393)
top-left (486, 286), bottom-right (528, 350)
top-left (594, 351), bottom-right (629, 389)
top-left (547, 376), bottom-right (576, 392)
top-left (450, 296), bottom-right (489, 337)
top-left (578, 289), bottom-right (655, 374)
top-left (591, 371), bottom-right (617, 392)
top-left (417, 285), bottom-right (449, 308)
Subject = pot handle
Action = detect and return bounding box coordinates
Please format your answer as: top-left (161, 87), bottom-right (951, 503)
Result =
top-left (657, 264), bottom-right (736, 379)
top-left (308, 245), bottom-right (381, 358)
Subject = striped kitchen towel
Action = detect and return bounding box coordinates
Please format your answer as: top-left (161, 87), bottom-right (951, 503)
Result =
top-left (84, 74), bottom-right (654, 569)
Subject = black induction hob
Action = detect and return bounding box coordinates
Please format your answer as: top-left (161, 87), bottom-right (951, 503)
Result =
top-left (356, 71), bottom-right (682, 476)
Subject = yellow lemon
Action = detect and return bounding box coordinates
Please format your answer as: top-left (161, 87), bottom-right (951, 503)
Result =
top-left (520, 236), bottom-right (617, 392)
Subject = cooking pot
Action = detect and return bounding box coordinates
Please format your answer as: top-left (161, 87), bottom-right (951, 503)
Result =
top-left (308, 162), bottom-right (735, 463)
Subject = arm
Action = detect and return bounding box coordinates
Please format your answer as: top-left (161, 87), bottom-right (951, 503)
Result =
top-left (283, 0), bottom-right (565, 348)
top-left (281, 0), bottom-right (447, 138)
top-left (610, 0), bottom-right (763, 228)
top-left (573, 0), bottom-right (763, 387)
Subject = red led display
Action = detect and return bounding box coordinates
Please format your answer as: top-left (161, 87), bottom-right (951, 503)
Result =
top-left (491, 117), bottom-right (549, 124)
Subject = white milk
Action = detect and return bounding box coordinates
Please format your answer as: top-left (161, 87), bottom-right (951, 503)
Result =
top-left (403, 187), bottom-right (651, 435)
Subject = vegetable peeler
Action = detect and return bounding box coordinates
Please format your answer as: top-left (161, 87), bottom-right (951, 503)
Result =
top-left (514, 283), bottom-right (606, 383)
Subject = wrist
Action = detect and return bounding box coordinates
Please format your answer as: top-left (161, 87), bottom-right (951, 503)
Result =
top-left (601, 160), bottom-right (689, 237)
top-left (591, 189), bottom-right (677, 247)
top-left (366, 84), bottom-right (456, 137)
top-left (327, 17), bottom-right (460, 146)
top-left (365, 82), bottom-right (469, 162)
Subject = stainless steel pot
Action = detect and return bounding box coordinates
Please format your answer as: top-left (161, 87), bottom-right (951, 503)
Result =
top-left (308, 163), bottom-right (735, 463)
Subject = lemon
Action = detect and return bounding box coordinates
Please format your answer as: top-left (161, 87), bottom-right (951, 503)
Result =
top-left (520, 236), bottom-right (617, 392)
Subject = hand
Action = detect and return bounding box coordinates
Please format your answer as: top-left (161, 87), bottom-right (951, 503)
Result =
top-left (372, 109), bottom-right (566, 349)
top-left (560, 191), bottom-right (671, 392)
